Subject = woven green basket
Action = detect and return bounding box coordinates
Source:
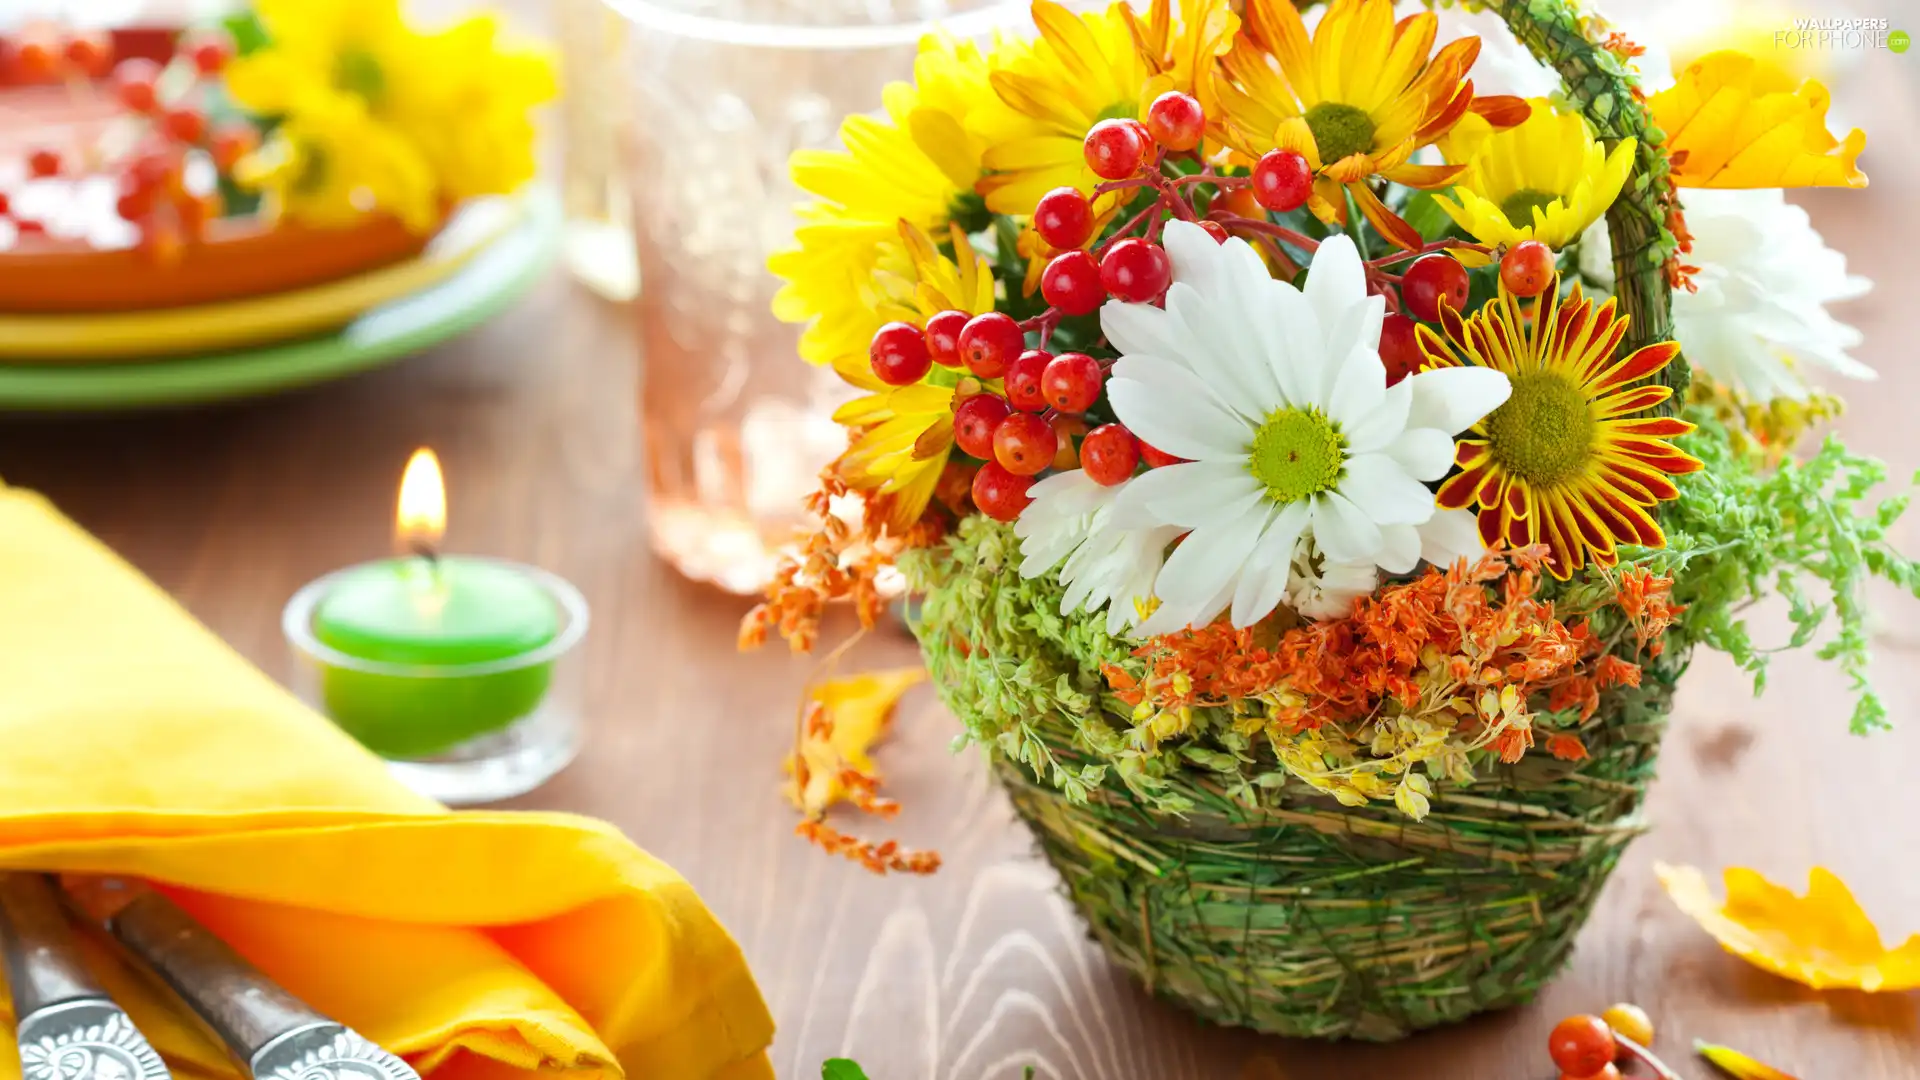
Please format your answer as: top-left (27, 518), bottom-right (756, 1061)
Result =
top-left (907, 0), bottom-right (1690, 1042)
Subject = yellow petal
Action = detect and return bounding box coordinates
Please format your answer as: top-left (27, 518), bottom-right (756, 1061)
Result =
top-left (1657, 863), bottom-right (1920, 991)
top-left (1650, 50), bottom-right (1866, 189)
top-left (1697, 1041), bottom-right (1802, 1080)
top-left (787, 669), bottom-right (927, 817)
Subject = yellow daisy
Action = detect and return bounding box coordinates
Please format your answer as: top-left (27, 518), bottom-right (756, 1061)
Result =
top-left (1649, 50), bottom-right (1866, 189)
top-left (830, 222), bottom-right (997, 530)
top-left (235, 95), bottom-right (437, 231)
top-left (1214, 0), bottom-right (1526, 250)
top-left (770, 35), bottom-right (994, 366)
top-left (973, 0), bottom-right (1233, 216)
top-left (1419, 272), bottom-right (1704, 579)
top-left (1433, 99), bottom-right (1637, 262)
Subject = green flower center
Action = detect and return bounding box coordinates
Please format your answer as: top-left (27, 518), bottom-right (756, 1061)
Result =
top-left (1486, 372), bottom-right (1594, 486)
top-left (1249, 407), bottom-right (1346, 503)
top-left (334, 48), bottom-right (387, 106)
top-left (1499, 188), bottom-right (1563, 227)
top-left (1304, 102), bottom-right (1376, 165)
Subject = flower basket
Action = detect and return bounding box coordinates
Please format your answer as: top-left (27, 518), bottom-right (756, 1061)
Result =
top-left (748, 0), bottom-right (1909, 1046)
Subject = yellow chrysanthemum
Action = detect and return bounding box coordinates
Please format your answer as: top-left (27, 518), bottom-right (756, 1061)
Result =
top-left (1433, 99), bottom-right (1636, 263)
top-left (1420, 273), bottom-right (1704, 579)
top-left (1649, 49), bottom-right (1866, 189)
top-left (1214, 0), bottom-right (1525, 250)
top-left (770, 35), bottom-right (994, 366)
top-left (973, 0), bottom-right (1235, 216)
top-left (829, 222), bottom-right (996, 529)
top-left (226, 0), bottom-right (553, 231)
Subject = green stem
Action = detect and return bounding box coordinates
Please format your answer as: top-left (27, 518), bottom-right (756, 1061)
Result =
top-left (1342, 188), bottom-right (1370, 260)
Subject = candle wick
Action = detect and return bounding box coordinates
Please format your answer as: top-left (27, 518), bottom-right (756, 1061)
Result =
top-left (409, 538), bottom-right (441, 574)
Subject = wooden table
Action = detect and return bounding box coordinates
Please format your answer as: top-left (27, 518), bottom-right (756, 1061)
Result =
top-left (3, 68), bottom-right (1918, 1080)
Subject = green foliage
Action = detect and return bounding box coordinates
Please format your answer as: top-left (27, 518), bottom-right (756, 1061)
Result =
top-left (821, 1060), bottom-right (868, 1080)
top-left (222, 10), bottom-right (272, 55)
top-left (1629, 408), bottom-right (1920, 733)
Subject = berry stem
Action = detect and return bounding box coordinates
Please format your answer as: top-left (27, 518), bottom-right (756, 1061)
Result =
top-left (1208, 212), bottom-right (1321, 253)
top-left (1098, 200), bottom-right (1164, 256)
top-left (1093, 177), bottom-right (1155, 196)
top-left (1161, 190), bottom-right (1197, 223)
top-left (1615, 1035), bottom-right (1686, 1080)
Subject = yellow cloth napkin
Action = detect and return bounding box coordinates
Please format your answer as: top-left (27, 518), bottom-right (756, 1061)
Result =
top-left (0, 487), bottom-right (774, 1080)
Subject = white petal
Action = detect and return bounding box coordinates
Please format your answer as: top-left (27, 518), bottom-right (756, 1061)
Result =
top-left (1160, 219), bottom-right (1234, 296)
top-left (1337, 453), bottom-right (1435, 526)
top-left (1344, 373), bottom-right (1413, 453)
top-left (1139, 461), bottom-right (1265, 528)
top-left (1309, 491), bottom-right (1383, 563)
top-left (1152, 505), bottom-right (1270, 627)
top-left (1110, 463), bottom-right (1201, 528)
top-left (1418, 507), bottom-right (1486, 567)
top-left (1164, 285), bottom-right (1283, 420)
top-left (1257, 281), bottom-right (1326, 409)
top-left (1376, 524), bottom-right (1422, 574)
top-left (1404, 366), bottom-right (1512, 435)
top-left (1325, 343), bottom-right (1388, 432)
top-left (1100, 300), bottom-right (1192, 372)
top-left (1304, 234), bottom-right (1366, 327)
top-left (1109, 356), bottom-right (1254, 461)
top-left (1230, 500), bottom-right (1309, 626)
top-left (1384, 427), bottom-right (1458, 482)
top-left (1319, 294), bottom-right (1386, 391)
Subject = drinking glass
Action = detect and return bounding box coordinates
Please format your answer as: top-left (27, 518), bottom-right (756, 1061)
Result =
top-left (607, 0), bottom-right (1022, 594)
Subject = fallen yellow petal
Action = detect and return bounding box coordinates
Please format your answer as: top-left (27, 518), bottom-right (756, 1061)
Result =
top-left (1649, 49), bottom-right (1866, 189)
top-left (785, 668), bottom-right (926, 817)
top-left (1697, 1040), bottom-right (1801, 1080)
top-left (1657, 862), bottom-right (1920, 991)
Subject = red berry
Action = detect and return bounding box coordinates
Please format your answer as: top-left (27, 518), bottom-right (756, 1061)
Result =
top-left (64, 31), bottom-right (114, 77)
top-left (26, 148), bottom-right (61, 178)
top-left (127, 145), bottom-right (180, 192)
top-left (1146, 91), bottom-right (1205, 152)
top-left (1081, 424), bottom-right (1140, 485)
top-left (115, 175), bottom-right (157, 221)
top-left (1083, 117), bottom-right (1147, 181)
top-left (953, 393), bottom-right (1012, 460)
top-left (15, 218), bottom-right (46, 236)
top-left (957, 311), bottom-right (1024, 379)
top-left (1401, 253), bottom-right (1469, 322)
top-left (208, 122), bottom-right (259, 171)
top-left (1139, 440), bottom-right (1187, 468)
top-left (1379, 313), bottom-right (1422, 387)
top-left (1042, 250), bottom-right (1105, 316)
top-left (923, 309), bottom-right (968, 368)
top-left (1200, 220), bottom-right (1229, 244)
top-left (1547, 1015), bottom-right (1617, 1078)
top-left (176, 191), bottom-right (221, 239)
top-left (0, 191), bottom-right (10, 217)
top-left (1501, 239), bottom-right (1555, 298)
top-left (1041, 352), bottom-right (1103, 413)
top-left (1034, 186), bottom-right (1094, 250)
top-left (1100, 238), bottom-right (1173, 304)
top-left (869, 321), bottom-right (932, 385)
top-left (1251, 149), bottom-right (1312, 213)
top-left (992, 412), bottom-right (1057, 476)
top-left (112, 58), bottom-right (162, 114)
top-left (163, 106), bottom-right (208, 145)
top-left (15, 38), bottom-right (58, 81)
top-left (971, 461), bottom-right (1034, 522)
top-left (185, 30), bottom-right (234, 75)
top-left (1005, 349), bottom-right (1052, 412)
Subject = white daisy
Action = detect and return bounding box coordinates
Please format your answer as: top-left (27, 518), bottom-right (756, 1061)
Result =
top-left (1014, 470), bottom-right (1182, 635)
top-left (1579, 188), bottom-right (1872, 402)
top-left (1102, 221), bottom-right (1511, 637)
top-left (1286, 539), bottom-right (1379, 620)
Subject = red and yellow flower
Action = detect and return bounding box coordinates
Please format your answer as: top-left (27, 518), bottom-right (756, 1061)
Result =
top-left (1418, 275), bottom-right (1703, 578)
top-left (1212, 0), bottom-right (1526, 250)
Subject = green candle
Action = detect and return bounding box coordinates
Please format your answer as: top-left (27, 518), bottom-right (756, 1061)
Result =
top-left (312, 557), bottom-right (560, 758)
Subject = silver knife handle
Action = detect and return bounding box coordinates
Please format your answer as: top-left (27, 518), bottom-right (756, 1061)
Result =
top-left (106, 890), bottom-right (329, 1063)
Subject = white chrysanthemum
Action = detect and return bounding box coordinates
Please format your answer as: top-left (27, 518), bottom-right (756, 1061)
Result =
top-left (1579, 188), bottom-right (1872, 402)
top-left (1286, 539), bottom-right (1379, 620)
top-left (1014, 470), bottom-right (1181, 635)
top-left (1102, 222), bottom-right (1511, 637)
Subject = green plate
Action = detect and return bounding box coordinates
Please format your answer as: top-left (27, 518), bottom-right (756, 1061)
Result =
top-left (0, 188), bottom-right (563, 412)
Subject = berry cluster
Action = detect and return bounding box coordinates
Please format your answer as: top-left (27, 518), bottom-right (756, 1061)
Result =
top-left (4, 25), bottom-right (250, 261)
top-left (1545, 1004), bottom-right (1685, 1080)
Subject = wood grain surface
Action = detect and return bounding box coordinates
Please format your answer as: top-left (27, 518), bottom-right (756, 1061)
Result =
top-left (2, 37), bottom-right (1918, 1080)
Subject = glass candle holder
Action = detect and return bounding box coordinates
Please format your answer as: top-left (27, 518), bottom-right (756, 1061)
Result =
top-left (282, 559), bottom-right (590, 806)
top-left (610, 0), bottom-right (1024, 595)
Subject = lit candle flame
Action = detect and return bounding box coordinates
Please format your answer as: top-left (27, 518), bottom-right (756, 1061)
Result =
top-left (395, 448), bottom-right (446, 559)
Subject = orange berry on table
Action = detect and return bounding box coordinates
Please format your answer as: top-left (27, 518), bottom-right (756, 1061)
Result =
top-left (26, 147), bottom-right (62, 178)
top-left (992, 412), bottom-right (1057, 477)
top-left (1500, 239), bottom-right (1555, 298)
top-left (1599, 1003), bottom-right (1653, 1049)
top-left (113, 58), bottom-right (163, 114)
top-left (1547, 1015), bottom-right (1617, 1078)
top-left (163, 106), bottom-right (209, 145)
top-left (1559, 1065), bottom-right (1620, 1080)
top-left (63, 30), bottom-right (114, 77)
top-left (183, 29), bottom-right (234, 75)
